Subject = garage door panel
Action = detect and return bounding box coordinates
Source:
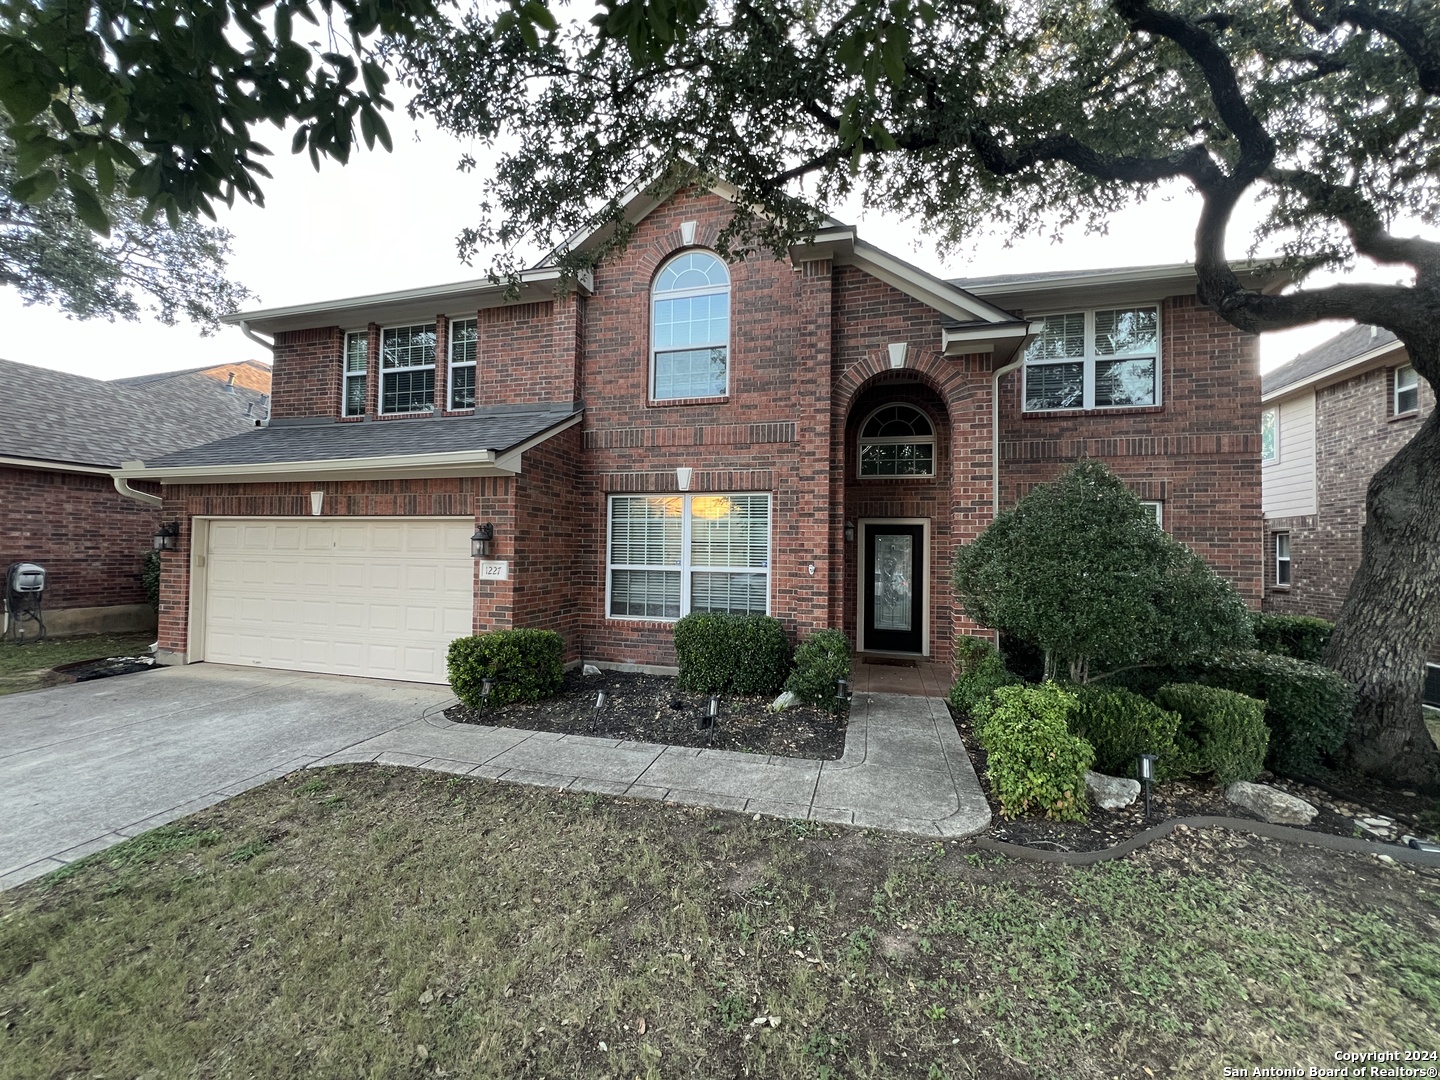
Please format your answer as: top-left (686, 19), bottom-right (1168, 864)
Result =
top-left (201, 517), bottom-right (473, 684)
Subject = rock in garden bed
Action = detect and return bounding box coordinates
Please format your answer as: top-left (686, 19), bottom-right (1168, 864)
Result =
top-left (1224, 780), bottom-right (1318, 825)
top-left (445, 668), bottom-right (848, 759)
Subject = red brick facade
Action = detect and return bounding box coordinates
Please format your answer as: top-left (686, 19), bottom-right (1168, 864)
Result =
top-left (156, 189), bottom-right (1264, 675)
top-left (1, 465), bottom-right (161, 614)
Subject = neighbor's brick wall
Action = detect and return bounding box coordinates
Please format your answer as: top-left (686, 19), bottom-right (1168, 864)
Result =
top-left (1263, 364), bottom-right (1436, 623)
top-left (155, 478), bottom-right (515, 656)
top-left (999, 294), bottom-right (1263, 607)
top-left (0, 465), bottom-right (160, 611)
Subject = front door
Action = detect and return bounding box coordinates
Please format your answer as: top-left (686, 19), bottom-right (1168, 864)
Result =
top-left (862, 523), bottom-right (925, 654)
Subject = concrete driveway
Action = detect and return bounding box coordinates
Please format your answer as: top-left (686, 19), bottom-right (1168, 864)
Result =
top-left (0, 664), bottom-right (454, 889)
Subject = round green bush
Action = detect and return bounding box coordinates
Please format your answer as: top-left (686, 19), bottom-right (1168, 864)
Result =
top-left (1069, 684), bottom-right (1183, 780)
top-left (674, 613), bottom-right (791, 696)
top-left (1155, 682), bottom-right (1268, 785)
top-left (784, 629), bottom-right (852, 705)
top-left (447, 628), bottom-right (565, 709)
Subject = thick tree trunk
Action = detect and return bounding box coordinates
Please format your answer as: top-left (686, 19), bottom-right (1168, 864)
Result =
top-left (1325, 407), bottom-right (1440, 792)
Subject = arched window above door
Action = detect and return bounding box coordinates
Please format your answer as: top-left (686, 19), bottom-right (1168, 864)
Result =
top-left (858, 404), bottom-right (935, 477)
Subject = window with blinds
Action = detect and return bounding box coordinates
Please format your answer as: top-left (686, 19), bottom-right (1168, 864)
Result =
top-left (343, 331), bottom-right (368, 417)
top-left (449, 318), bottom-right (478, 409)
top-left (608, 493), bottom-right (770, 620)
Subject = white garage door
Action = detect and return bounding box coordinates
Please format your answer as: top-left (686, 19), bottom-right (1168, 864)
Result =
top-left (200, 517), bottom-right (475, 683)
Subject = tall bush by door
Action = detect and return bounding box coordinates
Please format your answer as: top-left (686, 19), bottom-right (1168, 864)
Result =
top-left (448, 629), bottom-right (565, 709)
top-left (949, 635), bottom-right (1018, 717)
top-left (1250, 614), bottom-right (1334, 665)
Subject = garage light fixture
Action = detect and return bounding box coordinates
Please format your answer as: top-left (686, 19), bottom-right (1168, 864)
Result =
top-left (844, 521), bottom-right (856, 544)
top-left (471, 523), bottom-right (495, 558)
top-left (152, 522), bottom-right (180, 552)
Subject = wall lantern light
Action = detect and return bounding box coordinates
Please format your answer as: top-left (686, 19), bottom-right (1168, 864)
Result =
top-left (152, 521), bottom-right (181, 552)
top-left (471, 523), bottom-right (495, 559)
top-left (844, 521), bottom-right (856, 544)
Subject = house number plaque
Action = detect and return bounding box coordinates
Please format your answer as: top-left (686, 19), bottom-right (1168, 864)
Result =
top-left (479, 560), bottom-right (510, 581)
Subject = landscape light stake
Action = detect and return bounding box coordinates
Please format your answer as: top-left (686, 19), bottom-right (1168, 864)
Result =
top-left (590, 690), bottom-right (607, 734)
top-left (707, 695), bottom-right (720, 747)
top-left (835, 677), bottom-right (850, 711)
top-left (480, 677), bottom-right (494, 713)
top-left (1138, 753), bottom-right (1157, 821)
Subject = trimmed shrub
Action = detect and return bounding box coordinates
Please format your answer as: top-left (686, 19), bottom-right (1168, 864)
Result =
top-left (1190, 650), bottom-right (1355, 776)
top-left (447, 629), bottom-right (565, 709)
top-left (674, 613), bottom-right (791, 695)
top-left (1251, 613), bottom-right (1334, 664)
top-left (1069, 685), bottom-right (1183, 780)
top-left (784, 629), bottom-right (852, 705)
top-left (949, 635), bottom-right (1019, 716)
top-left (1155, 683), bottom-right (1268, 785)
top-left (973, 683), bottom-right (1093, 821)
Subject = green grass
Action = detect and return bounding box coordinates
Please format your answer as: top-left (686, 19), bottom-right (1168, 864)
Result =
top-left (0, 632), bottom-right (154, 695)
top-left (2, 767), bottom-right (1437, 1080)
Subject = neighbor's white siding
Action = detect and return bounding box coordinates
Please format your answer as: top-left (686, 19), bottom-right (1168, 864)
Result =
top-left (1262, 390), bottom-right (1316, 518)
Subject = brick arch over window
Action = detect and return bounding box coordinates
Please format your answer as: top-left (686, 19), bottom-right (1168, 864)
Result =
top-left (628, 217), bottom-right (727, 281)
top-left (832, 349), bottom-right (989, 423)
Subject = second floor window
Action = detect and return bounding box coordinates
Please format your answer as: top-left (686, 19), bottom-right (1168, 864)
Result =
top-left (343, 331), bottom-right (367, 417)
top-left (449, 318), bottom-right (477, 410)
top-left (651, 251), bottom-right (730, 400)
top-left (1395, 365), bottom-right (1419, 415)
top-left (380, 323), bottom-right (436, 414)
top-left (1024, 306), bottom-right (1160, 412)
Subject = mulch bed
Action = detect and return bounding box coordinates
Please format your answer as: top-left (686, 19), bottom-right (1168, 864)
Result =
top-left (950, 705), bottom-right (1440, 854)
top-left (445, 668), bottom-right (849, 759)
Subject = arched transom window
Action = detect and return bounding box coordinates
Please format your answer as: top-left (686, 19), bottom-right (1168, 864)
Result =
top-left (651, 251), bottom-right (730, 400)
top-left (859, 404), bottom-right (935, 476)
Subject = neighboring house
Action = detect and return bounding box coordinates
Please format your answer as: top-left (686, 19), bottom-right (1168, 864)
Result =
top-left (0, 359), bottom-right (270, 637)
top-left (115, 187), bottom-right (1269, 685)
top-left (1260, 324), bottom-right (1438, 669)
top-left (115, 359), bottom-right (274, 395)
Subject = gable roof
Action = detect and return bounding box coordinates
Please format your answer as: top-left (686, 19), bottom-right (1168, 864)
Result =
top-left (115, 359), bottom-right (272, 394)
top-left (0, 357), bottom-right (270, 471)
top-left (1262, 325), bottom-right (1402, 398)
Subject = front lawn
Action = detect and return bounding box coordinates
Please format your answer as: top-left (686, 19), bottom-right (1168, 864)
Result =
top-left (0, 632), bottom-right (154, 696)
top-left (2, 767), bottom-right (1437, 1079)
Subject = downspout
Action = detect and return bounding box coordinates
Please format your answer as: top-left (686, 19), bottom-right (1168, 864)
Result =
top-left (238, 319), bottom-right (273, 355)
top-left (114, 466), bottom-right (163, 507)
top-left (992, 354), bottom-right (1024, 516)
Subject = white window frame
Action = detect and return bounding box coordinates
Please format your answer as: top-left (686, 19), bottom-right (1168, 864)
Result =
top-left (448, 317), bottom-right (478, 410)
top-left (1395, 364), bottom-right (1419, 415)
top-left (1140, 501), bottom-right (1163, 529)
top-left (605, 493), bottom-right (771, 622)
top-left (1022, 306), bottom-right (1163, 413)
top-left (342, 331), bottom-right (368, 418)
top-left (1275, 532), bottom-right (1291, 587)
top-left (379, 322), bottom-right (437, 415)
top-left (1261, 407), bottom-right (1279, 464)
top-left (650, 251), bottom-right (730, 402)
top-left (857, 403), bottom-right (937, 478)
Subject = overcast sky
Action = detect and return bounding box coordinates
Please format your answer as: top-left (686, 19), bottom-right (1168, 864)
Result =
top-left (1, 108), bottom-right (1408, 381)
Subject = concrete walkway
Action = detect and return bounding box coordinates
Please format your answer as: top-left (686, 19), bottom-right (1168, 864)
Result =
top-left (1, 664), bottom-right (988, 891)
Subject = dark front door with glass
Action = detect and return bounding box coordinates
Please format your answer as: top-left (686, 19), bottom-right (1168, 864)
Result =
top-left (862, 523), bottom-right (924, 654)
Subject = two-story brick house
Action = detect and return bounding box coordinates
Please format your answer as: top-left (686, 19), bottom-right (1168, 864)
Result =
top-left (114, 187), bottom-right (1266, 684)
top-left (1260, 325), bottom-right (1439, 688)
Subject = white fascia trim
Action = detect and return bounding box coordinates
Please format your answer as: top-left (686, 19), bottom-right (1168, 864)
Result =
top-left (221, 267), bottom-right (592, 333)
top-left (492, 413), bottom-right (586, 472)
top-left (114, 448), bottom-right (508, 486)
top-left (1261, 339), bottom-right (1409, 403)
top-left (0, 455), bottom-right (115, 476)
top-left (844, 239), bottom-right (1019, 325)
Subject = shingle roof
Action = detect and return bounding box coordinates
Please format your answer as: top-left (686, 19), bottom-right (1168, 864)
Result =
top-left (947, 264), bottom-right (1190, 290)
top-left (146, 404), bottom-right (582, 468)
top-left (0, 358), bottom-right (270, 468)
top-left (1261, 325), bottom-right (1400, 396)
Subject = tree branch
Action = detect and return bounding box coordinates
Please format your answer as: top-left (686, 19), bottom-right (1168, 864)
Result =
top-left (1268, 167), bottom-right (1440, 273)
top-left (1291, 0), bottom-right (1440, 93)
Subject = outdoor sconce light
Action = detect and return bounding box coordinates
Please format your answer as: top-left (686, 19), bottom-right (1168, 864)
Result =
top-left (152, 521), bottom-right (180, 552)
top-left (844, 521), bottom-right (856, 544)
top-left (1138, 753), bottom-right (1158, 820)
top-left (471, 523), bottom-right (495, 559)
top-left (590, 690), bottom-right (607, 733)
